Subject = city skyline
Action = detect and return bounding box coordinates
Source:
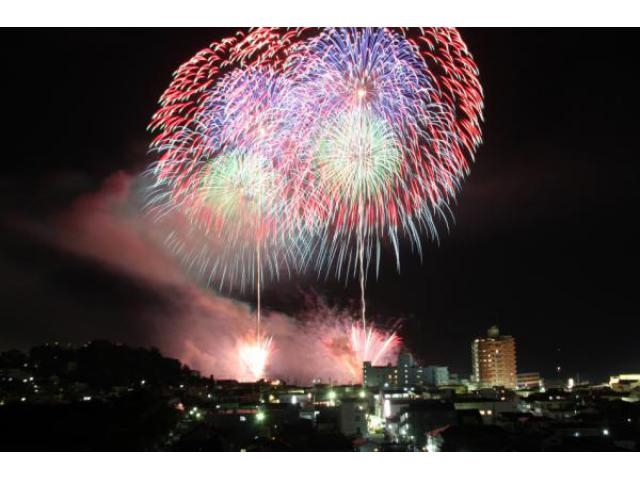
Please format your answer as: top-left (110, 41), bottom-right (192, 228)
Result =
top-left (2, 337), bottom-right (638, 451)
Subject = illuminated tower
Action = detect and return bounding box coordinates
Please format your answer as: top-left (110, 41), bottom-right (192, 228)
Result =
top-left (471, 326), bottom-right (517, 389)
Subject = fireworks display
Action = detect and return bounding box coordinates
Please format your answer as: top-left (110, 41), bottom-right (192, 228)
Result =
top-left (305, 300), bottom-right (401, 382)
top-left (146, 28), bottom-right (483, 381)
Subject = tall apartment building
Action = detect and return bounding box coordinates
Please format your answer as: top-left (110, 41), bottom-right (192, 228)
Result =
top-left (471, 325), bottom-right (517, 389)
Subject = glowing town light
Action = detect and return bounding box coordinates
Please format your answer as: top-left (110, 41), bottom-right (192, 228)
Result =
top-left (359, 390), bottom-right (366, 399)
top-left (291, 395), bottom-right (297, 405)
top-left (383, 399), bottom-right (391, 418)
top-left (328, 390), bottom-right (337, 400)
top-left (256, 411), bottom-right (266, 422)
top-left (602, 429), bottom-right (609, 436)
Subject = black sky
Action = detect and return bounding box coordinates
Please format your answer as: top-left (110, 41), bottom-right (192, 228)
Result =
top-left (1, 28), bottom-right (638, 381)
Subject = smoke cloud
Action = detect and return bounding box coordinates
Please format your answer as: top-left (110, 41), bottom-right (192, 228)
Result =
top-left (33, 171), bottom-right (401, 385)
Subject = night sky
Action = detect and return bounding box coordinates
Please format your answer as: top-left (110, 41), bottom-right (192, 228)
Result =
top-left (1, 29), bottom-right (638, 382)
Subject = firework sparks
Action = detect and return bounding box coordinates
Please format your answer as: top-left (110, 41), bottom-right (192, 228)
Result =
top-left (238, 334), bottom-right (273, 381)
top-left (300, 297), bottom-right (401, 383)
top-left (322, 323), bottom-right (400, 383)
top-left (350, 323), bottom-right (400, 367)
top-left (147, 27), bottom-right (483, 288)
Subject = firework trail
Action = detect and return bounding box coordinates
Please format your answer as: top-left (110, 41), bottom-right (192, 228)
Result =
top-left (146, 28), bottom-right (483, 380)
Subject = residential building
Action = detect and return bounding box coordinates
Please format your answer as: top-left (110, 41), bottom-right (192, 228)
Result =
top-left (471, 325), bottom-right (517, 389)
